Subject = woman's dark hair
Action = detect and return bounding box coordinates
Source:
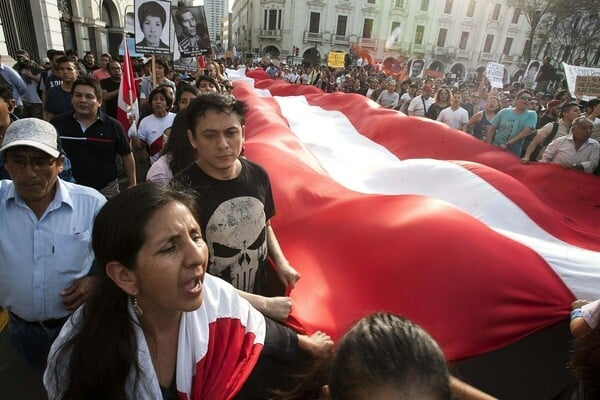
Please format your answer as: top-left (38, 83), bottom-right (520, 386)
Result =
top-left (281, 313), bottom-right (451, 400)
top-left (195, 74), bottom-right (222, 93)
top-left (186, 93), bottom-right (247, 137)
top-left (162, 109), bottom-right (197, 175)
top-left (138, 1), bottom-right (166, 28)
top-left (51, 184), bottom-right (199, 399)
top-left (329, 313), bottom-right (451, 400)
top-left (570, 325), bottom-right (600, 399)
top-left (149, 85), bottom-right (174, 109)
top-left (585, 98), bottom-right (600, 114)
top-left (175, 84), bottom-right (199, 108)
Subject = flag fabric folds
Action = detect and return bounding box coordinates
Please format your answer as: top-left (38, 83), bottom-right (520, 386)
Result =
top-left (117, 38), bottom-right (139, 136)
top-left (229, 68), bottom-right (600, 361)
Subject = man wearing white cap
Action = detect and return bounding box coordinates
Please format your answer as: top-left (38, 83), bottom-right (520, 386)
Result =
top-left (0, 118), bottom-right (105, 376)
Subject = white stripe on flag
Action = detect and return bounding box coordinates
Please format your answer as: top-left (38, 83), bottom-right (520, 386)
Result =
top-left (272, 94), bottom-right (600, 299)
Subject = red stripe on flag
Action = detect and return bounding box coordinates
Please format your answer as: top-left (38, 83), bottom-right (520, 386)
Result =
top-left (184, 318), bottom-right (263, 400)
top-left (117, 38), bottom-right (139, 132)
top-left (231, 71), bottom-right (600, 361)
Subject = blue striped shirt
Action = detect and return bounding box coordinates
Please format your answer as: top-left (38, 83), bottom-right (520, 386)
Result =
top-left (0, 179), bottom-right (105, 321)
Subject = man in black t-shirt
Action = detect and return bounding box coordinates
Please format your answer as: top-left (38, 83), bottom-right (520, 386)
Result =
top-left (172, 94), bottom-right (301, 316)
top-left (171, 94), bottom-right (332, 389)
top-left (51, 77), bottom-right (136, 197)
top-left (100, 60), bottom-right (122, 119)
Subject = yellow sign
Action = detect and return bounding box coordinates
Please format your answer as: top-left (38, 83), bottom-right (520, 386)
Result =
top-left (327, 52), bottom-right (345, 68)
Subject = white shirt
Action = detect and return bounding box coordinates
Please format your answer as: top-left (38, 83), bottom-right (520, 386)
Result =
top-left (407, 95), bottom-right (433, 117)
top-left (541, 134), bottom-right (600, 173)
top-left (437, 106), bottom-right (469, 130)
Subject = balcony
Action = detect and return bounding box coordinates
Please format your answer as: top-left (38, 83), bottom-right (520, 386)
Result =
top-left (258, 29), bottom-right (282, 39)
top-left (501, 54), bottom-right (514, 63)
top-left (332, 34), bottom-right (351, 45)
top-left (479, 52), bottom-right (496, 62)
top-left (359, 37), bottom-right (378, 49)
top-left (303, 31), bottom-right (328, 44)
top-left (457, 49), bottom-right (472, 59)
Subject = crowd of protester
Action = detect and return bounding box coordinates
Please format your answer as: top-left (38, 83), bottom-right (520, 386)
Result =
top-left (0, 46), bottom-right (599, 400)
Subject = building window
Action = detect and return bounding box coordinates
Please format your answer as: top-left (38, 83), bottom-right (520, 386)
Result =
top-left (367, 0), bottom-right (376, 4)
top-left (491, 4), bottom-right (501, 21)
top-left (394, 0), bottom-right (403, 7)
top-left (263, 9), bottom-right (281, 30)
top-left (390, 21), bottom-right (401, 42)
top-left (503, 37), bottom-right (513, 55)
top-left (363, 18), bottom-right (373, 39)
top-left (336, 15), bottom-right (347, 36)
top-left (466, 0), bottom-right (476, 18)
top-left (437, 28), bottom-right (447, 48)
top-left (444, 0), bottom-right (453, 14)
top-left (459, 31), bottom-right (469, 50)
top-left (483, 34), bottom-right (494, 52)
top-left (511, 7), bottom-right (521, 24)
top-left (420, 0), bottom-right (429, 11)
top-left (309, 12), bottom-right (320, 33)
top-left (415, 25), bottom-right (424, 45)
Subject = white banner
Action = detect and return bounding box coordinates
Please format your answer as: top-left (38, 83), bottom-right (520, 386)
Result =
top-left (486, 62), bottom-right (505, 89)
top-left (563, 62), bottom-right (600, 101)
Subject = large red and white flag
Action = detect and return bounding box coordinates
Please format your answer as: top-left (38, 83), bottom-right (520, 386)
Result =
top-left (117, 38), bottom-right (139, 136)
top-left (230, 68), bottom-right (600, 362)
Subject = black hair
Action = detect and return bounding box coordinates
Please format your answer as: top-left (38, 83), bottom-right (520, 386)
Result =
top-left (176, 8), bottom-right (196, 24)
top-left (149, 85), bottom-right (174, 109)
top-left (560, 102), bottom-right (580, 118)
top-left (71, 77), bottom-right (103, 100)
top-left (585, 98), bottom-right (600, 114)
top-left (50, 184), bottom-right (199, 399)
top-left (162, 109), bottom-right (197, 175)
top-left (186, 93), bottom-right (247, 137)
top-left (56, 56), bottom-right (76, 68)
top-left (138, 1), bottom-right (166, 28)
top-left (329, 313), bottom-right (451, 400)
top-left (195, 74), bottom-right (221, 93)
top-left (0, 77), bottom-right (14, 104)
top-left (281, 313), bottom-right (451, 400)
top-left (154, 58), bottom-right (171, 74)
top-left (175, 84), bottom-right (199, 108)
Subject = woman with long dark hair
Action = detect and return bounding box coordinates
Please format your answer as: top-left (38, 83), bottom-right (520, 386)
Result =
top-left (44, 184), bottom-right (265, 399)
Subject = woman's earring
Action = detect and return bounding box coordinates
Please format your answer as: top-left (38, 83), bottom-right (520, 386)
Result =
top-left (131, 294), bottom-right (144, 316)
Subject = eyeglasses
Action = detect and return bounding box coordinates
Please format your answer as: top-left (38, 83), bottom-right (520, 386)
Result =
top-left (7, 156), bottom-right (57, 170)
top-left (519, 96), bottom-right (533, 101)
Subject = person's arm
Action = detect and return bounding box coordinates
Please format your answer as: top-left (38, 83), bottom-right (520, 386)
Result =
top-left (120, 152), bottom-right (137, 188)
top-left (61, 276), bottom-right (97, 311)
top-left (521, 131), bottom-right (545, 163)
top-left (236, 290), bottom-right (292, 322)
top-left (266, 222), bottom-right (301, 288)
top-left (579, 144), bottom-right (600, 173)
top-left (464, 111), bottom-right (483, 132)
top-left (486, 124), bottom-right (496, 144)
top-left (501, 126), bottom-right (533, 149)
top-left (450, 376), bottom-right (498, 400)
top-left (102, 86), bottom-right (119, 102)
top-left (406, 97), bottom-right (417, 116)
top-left (540, 137), bottom-right (560, 163)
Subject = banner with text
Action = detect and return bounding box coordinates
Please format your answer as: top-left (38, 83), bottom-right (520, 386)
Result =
top-left (563, 62), bottom-right (600, 101)
top-left (486, 62), bottom-right (504, 89)
top-left (327, 52), bottom-right (345, 69)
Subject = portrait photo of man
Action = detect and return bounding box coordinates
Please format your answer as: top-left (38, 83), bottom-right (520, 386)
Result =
top-left (410, 59), bottom-right (425, 79)
top-left (135, 0), bottom-right (171, 55)
top-left (174, 6), bottom-right (211, 58)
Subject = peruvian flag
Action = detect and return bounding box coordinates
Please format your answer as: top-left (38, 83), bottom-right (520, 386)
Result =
top-left (230, 68), bottom-right (600, 362)
top-left (117, 37), bottom-right (139, 136)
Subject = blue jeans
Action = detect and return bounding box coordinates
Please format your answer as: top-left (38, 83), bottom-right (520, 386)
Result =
top-left (8, 313), bottom-right (65, 377)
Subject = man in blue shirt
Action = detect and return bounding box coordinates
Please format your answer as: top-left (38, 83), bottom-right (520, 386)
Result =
top-left (0, 118), bottom-right (105, 376)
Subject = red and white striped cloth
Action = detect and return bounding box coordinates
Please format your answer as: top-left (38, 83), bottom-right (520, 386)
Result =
top-left (230, 68), bottom-right (600, 361)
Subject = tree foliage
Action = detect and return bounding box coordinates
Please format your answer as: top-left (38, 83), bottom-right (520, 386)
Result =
top-left (508, 0), bottom-right (600, 65)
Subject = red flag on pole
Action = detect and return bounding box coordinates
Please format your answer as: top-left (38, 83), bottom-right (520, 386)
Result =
top-left (117, 37), bottom-right (139, 138)
top-left (198, 55), bottom-right (206, 69)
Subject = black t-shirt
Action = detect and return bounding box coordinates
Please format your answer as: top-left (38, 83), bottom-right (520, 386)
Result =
top-left (172, 158), bottom-right (275, 293)
top-left (100, 78), bottom-right (120, 119)
top-left (51, 112), bottom-right (132, 189)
